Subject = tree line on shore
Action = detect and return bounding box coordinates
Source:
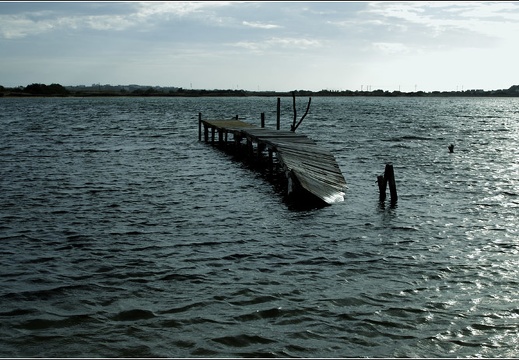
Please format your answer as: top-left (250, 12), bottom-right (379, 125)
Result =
top-left (2, 83), bottom-right (519, 98)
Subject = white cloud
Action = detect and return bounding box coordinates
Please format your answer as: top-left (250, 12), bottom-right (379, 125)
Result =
top-left (267, 37), bottom-right (323, 49)
top-left (371, 42), bottom-right (410, 55)
top-left (0, 1), bottom-right (234, 39)
top-left (364, 2), bottom-right (519, 41)
top-left (242, 21), bottom-right (280, 29)
top-left (231, 36), bottom-right (324, 54)
top-left (0, 15), bottom-right (49, 39)
top-left (136, 1), bottom-right (232, 16)
top-left (0, 11), bottom-right (132, 39)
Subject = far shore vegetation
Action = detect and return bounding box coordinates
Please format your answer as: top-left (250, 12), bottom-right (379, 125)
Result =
top-left (2, 83), bottom-right (519, 98)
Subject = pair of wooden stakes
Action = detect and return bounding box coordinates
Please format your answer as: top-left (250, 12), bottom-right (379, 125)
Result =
top-left (377, 163), bottom-right (398, 205)
top-left (378, 145), bottom-right (454, 205)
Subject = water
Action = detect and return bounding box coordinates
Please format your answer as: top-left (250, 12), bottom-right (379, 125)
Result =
top-left (1, 96), bottom-right (518, 357)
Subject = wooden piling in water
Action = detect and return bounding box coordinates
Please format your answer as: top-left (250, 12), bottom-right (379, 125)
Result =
top-left (276, 98), bottom-right (281, 130)
top-left (268, 148), bottom-right (273, 174)
top-left (385, 163), bottom-right (398, 205)
top-left (378, 163), bottom-right (398, 205)
top-left (218, 128), bottom-right (224, 145)
top-left (377, 175), bottom-right (387, 202)
top-left (198, 112), bottom-right (202, 141)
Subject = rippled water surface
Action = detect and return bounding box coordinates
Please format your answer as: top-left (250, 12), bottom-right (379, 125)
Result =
top-left (1, 96), bottom-right (518, 357)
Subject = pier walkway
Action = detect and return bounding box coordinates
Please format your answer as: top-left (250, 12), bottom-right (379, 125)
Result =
top-left (199, 116), bottom-right (347, 206)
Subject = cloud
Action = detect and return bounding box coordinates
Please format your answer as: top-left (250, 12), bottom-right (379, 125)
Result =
top-left (0, 10), bottom-right (128, 39)
top-left (0, 1), bottom-right (233, 39)
top-left (242, 21), bottom-right (280, 29)
top-left (371, 42), bottom-right (410, 55)
top-left (232, 36), bottom-right (324, 54)
top-left (362, 2), bottom-right (519, 42)
top-left (0, 14), bottom-right (49, 39)
top-left (323, 1), bottom-right (519, 60)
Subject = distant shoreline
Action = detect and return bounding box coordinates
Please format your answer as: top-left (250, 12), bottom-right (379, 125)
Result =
top-left (2, 83), bottom-right (519, 98)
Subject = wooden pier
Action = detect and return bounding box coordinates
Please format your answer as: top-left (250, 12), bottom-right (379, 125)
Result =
top-left (198, 114), bottom-right (347, 207)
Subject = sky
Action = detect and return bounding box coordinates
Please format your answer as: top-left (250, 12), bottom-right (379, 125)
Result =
top-left (1, 1), bottom-right (518, 92)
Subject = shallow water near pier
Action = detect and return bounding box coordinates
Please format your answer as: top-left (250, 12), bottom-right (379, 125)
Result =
top-left (1, 96), bottom-right (518, 357)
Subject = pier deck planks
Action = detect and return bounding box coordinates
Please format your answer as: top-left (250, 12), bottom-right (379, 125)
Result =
top-left (201, 119), bottom-right (347, 205)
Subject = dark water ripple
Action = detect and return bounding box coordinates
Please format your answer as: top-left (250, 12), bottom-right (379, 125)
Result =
top-left (1, 96), bottom-right (518, 357)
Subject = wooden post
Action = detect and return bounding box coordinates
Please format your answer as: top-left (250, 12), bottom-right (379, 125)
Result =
top-left (211, 127), bottom-right (215, 144)
top-left (377, 175), bottom-right (387, 202)
top-left (257, 143), bottom-right (264, 162)
top-left (291, 92), bottom-right (297, 131)
top-left (247, 138), bottom-right (253, 160)
top-left (198, 112), bottom-right (202, 141)
top-left (268, 148), bottom-right (273, 174)
top-left (218, 129), bottom-right (223, 145)
top-left (276, 97), bottom-right (281, 130)
top-left (385, 163), bottom-right (398, 205)
top-left (234, 134), bottom-right (241, 155)
top-left (261, 112), bottom-right (265, 128)
top-left (292, 97), bottom-right (311, 132)
top-left (378, 163), bottom-right (398, 205)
